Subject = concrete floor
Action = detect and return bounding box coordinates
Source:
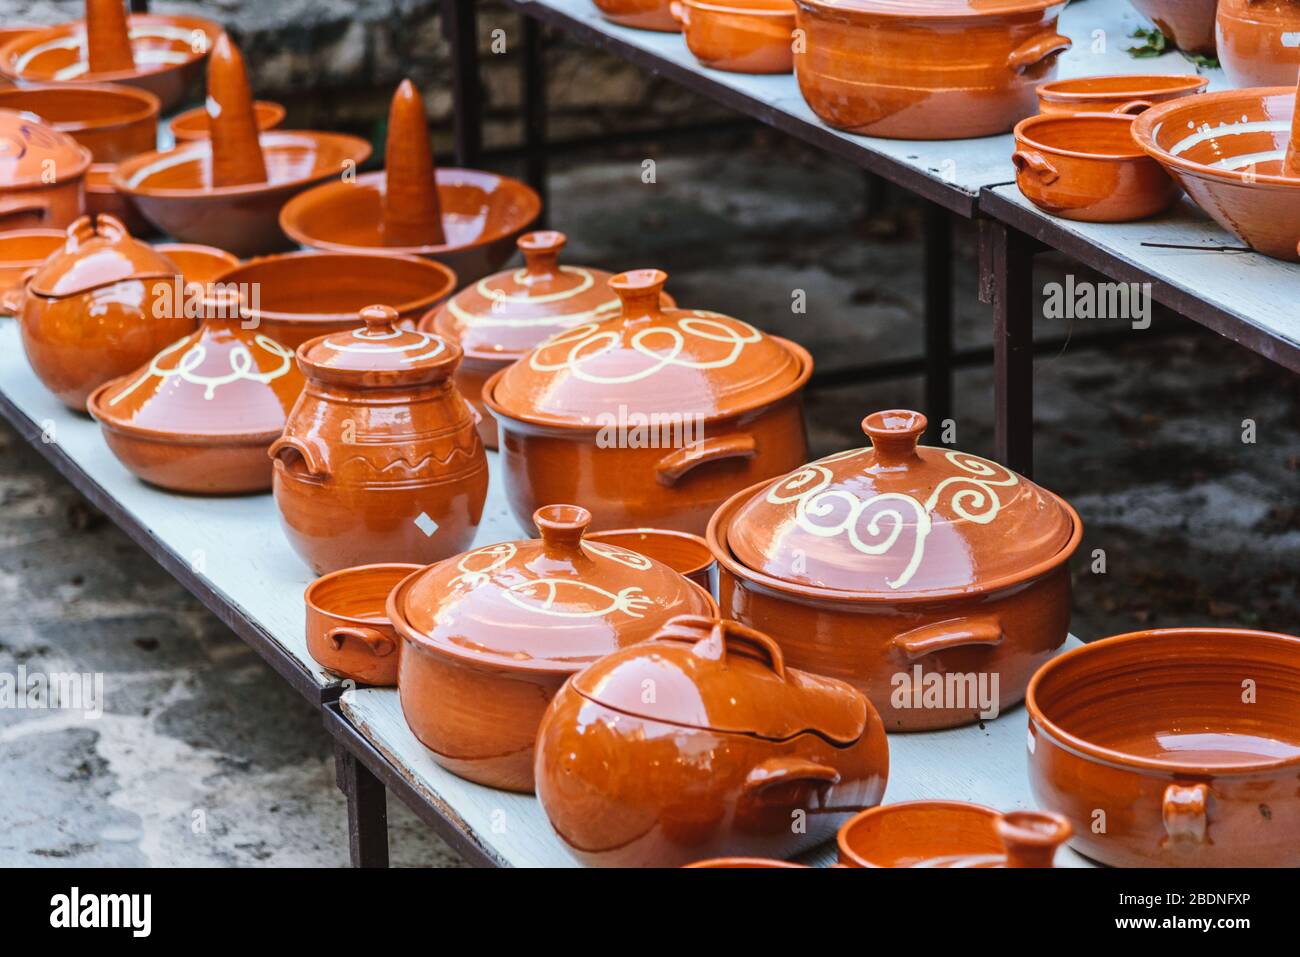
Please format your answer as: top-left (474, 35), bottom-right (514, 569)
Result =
top-left (1, 140), bottom-right (1296, 866)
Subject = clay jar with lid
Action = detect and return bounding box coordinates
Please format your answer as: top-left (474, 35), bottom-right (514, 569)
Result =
top-left (389, 505), bottom-right (718, 792)
top-left (534, 615), bottom-right (889, 866)
top-left (707, 409), bottom-right (1082, 731)
top-left (0, 109), bottom-right (92, 230)
top-left (1217, 0), bottom-right (1300, 88)
top-left (270, 305), bottom-right (488, 575)
top-left (17, 214), bottom-right (194, 411)
top-left (483, 268), bottom-right (812, 536)
top-left (422, 230), bottom-right (674, 448)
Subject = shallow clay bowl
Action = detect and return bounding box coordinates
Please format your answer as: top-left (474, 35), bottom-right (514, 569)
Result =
top-left (672, 0), bottom-right (797, 74)
top-left (1013, 113), bottom-right (1179, 222)
top-left (305, 563), bottom-right (420, 686)
top-left (586, 527), bottom-right (716, 592)
top-left (1132, 87), bottom-right (1300, 262)
top-left (0, 228), bottom-right (63, 310)
top-left (211, 251), bottom-right (457, 351)
top-left (0, 82), bottom-right (159, 162)
top-left (169, 100), bottom-right (286, 143)
top-left (279, 168), bottom-right (542, 283)
top-left (1035, 74), bottom-right (1207, 116)
top-left (1027, 627), bottom-right (1300, 868)
top-left (684, 858), bottom-right (807, 868)
top-left (154, 242), bottom-right (239, 285)
top-left (111, 131), bottom-right (374, 257)
top-left (593, 0), bottom-right (682, 31)
top-left (1130, 0), bottom-right (1218, 56)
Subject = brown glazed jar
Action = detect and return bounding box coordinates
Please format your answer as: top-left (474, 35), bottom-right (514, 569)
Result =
top-left (270, 305), bottom-right (488, 575)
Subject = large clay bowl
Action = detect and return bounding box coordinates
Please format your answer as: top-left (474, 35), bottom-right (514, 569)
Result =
top-left (1132, 87), bottom-right (1300, 262)
top-left (305, 563), bottom-right (420, 686)
top-left (0, 228), bottom-right (62, 312)
top-left (586, 527), bottom-right (716, 592)
top-left (593, 0), bottom-right (682, 31)
top-left (1035, 74), bottom-right (1207, 116)
top-left (1012, 113), bottom-right (1179, 222)
top-left (111, 131), bottom-right (374, 257)
top-left (1216, 0), bottom-right (1300, 88)
top-left (1027, 627), bottom-right (1300, 868)
top-left (153, 243), bottom-right (239, 285)
top-left (672, 0), bottom-right (797, 74)
top-left (169, 100), bottom-right (286, 143)
top-left (0, 15), bottom-right (221, 112)
top-left (0, 82), bottom-right (158, 162)
top-left (1129, 0), bottom-right (1218, 56)
top-left (279, 169), bottom-right (542, 283)
top-left (211, 251), bottom-right (457, 351)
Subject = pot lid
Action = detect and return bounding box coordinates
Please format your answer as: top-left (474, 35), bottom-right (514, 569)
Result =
top-left (296, 304), bottom-right (460, 388)
top-left (28, 214), bottom-right (176, 299)
top-left (0, 108), bottom-right (92, 190)
top-left (572, 616), bottom-right (868, 743)
top-left (488, 268), bottom-right (804, 426)
top-left (396, 505), bottom-right (715, 670)
top-left (727, 410), bottom-right (1076, 596)
top-left (799, 0), bottom-right (1062, 16)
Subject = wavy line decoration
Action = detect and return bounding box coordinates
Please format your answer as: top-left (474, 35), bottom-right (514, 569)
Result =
top-left (502, 579), bottom-right (655, 619)
top-left (108, 334), bottom-right (294, 404)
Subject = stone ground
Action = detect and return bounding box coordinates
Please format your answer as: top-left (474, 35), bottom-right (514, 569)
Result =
top-left (1, 135), bottom-right (1297, 866)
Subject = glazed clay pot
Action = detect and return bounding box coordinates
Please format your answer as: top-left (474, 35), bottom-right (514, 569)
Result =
top-left (1013, 113), bottom-right (1180, 222)
top-left (0, 83), bottom-right (159, 163)
top-left (593, 0), bottom-right (682, 31)
top-left (0, 228), bottom-right (62, 311)
top-left (1027, 628), bottom-right (1300, 868)
top-left (837, 801), bottom-right (1071, 867)
top-left (0, 109), bottom-right (91, 230)
top-left (708, 409), bottom-right (1082, 732)
top-left (17, 214), bottom-right (193, 412)
top-left (1132, 87), bottom-right (1300, 262)
top-left (170, 101), bottom-right (286, 143)
top-left (793, 0), bottom-right (1071, 139)
top-left (483, 268), bottom-right (812, 536)
top-left (586, 527), bottom-right (715, 592)
top-left (535, 615), bottom-right (889, 866)
top-left (390, 506), bottom-right (718, 792)
top-left (1035, 74), bottom-right (1207, 116)
top-left (672, 0), bottom-right (797, 74)
top-left (1129, 0), bottom-right (1218, 56)
top-left (304, 563), bottom-right (420, 686)
top-left (270, 305), bottom-right (489, 575)
top-left (1217, 0), bottom-right (1300, 88)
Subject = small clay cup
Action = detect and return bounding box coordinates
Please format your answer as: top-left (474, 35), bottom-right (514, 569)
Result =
top-left (305, 563), bottom-right (421, 685)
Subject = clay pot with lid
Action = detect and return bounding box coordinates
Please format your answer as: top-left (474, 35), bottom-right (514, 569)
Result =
top-left (1217, 0), bottom-right (1300, 88)
top-left (593, 0), bottom-right (683, 31)
top-left (793, 0), bottom-right (1071, 139)
top-left (836, 801), bottom-right (1071, 867)
top-left (270, 305), bottom-right (488, 575)
top-left (483, 267), bottom-right (812, 536)
top-left (421, 230), bottom-right (674, 448)
top-left (389, 506), bottom-right (718, 792)
top-left (671, 0), bottom-right (797, 74)
top-left (535, 615), bottom-right (889, 865)
top-left (707, 409), bottom-right (1082, 731)
top-left (1129, 0), bottom-right (1218, 57)
top-left (16, 214), bottom-right (194, 411)
top-left (0, 108), bottom-right (91, 230)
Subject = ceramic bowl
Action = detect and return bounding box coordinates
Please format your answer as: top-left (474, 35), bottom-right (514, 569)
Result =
top-left (1035, 74), bottom-right (1207, 116)
top-left (1217, 0), bottom-right (1300, 88)
top-left (593, 0), bottom-right (682, 31)
top-left (586, 528), bottom-right (715, 591)
top-left (1129, 0), bottom-right (1218, 56)
top-left (837, 801), bottom-right (1071, 867)
top-left (672, 0), bottom-right (797, 74)
top-left (0, 228), bottom-right (63, 312)
top-left (304, 563), bottom-right (421, 686)
top-left (0, 83), bottom-right (159, 163)
top-left (1027, 627), bottom-right (1300, 867)
top-left (169, 100), bottom-right (287, 143)
top-left (684, 858), bottom-right (807, 868)
top-left (84, 163), bottom-right (154, 237)
top-left (153, 243), bottom-right (239, 286)
top-left (1132, 87), bottom-right (1300, 261)
top-left (1012, 113), bottom-right (1180, 222)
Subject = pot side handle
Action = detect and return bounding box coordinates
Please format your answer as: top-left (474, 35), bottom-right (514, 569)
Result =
top-left (669, 0), bottom-right (688, 27)
top-left (1011, 150), bottom-right (1060, 185)
top-left (742, 756), bottom-right (841, 804)
top-left (1006, 34), bottom-right (1071, 73)
top-left (326, 625), bottom-right (396, 658)
top-left (268, 435), bottom-right (329, 480)
top-left (1114, 99), bottom-right (1154, 116)
top-left (0, 268), bottom-right (35, 315)
top-left (654, 434), bottom-right (756, 487)
top-left (0, 200), bottom-right (51, 230)
top-left (1162, 782), bottom-right (1209, 845)
top-left (891, 616), bottom-right (1003, 661)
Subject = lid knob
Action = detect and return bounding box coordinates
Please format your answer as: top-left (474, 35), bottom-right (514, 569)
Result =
top-left (654, 616), bottom-right (787, 677)
top-left (518, 231), bottom-right (565, 281)
top-left (609, 269), bottom-right (667, 322)
top-left (359, 303), bottom-right (400, 334)
top-left (862, 409), bottom-right (926, 465)
top-left (534, 504), bottom-right (592, 553)
top-left (996, 811), bottom-right (1072, 868)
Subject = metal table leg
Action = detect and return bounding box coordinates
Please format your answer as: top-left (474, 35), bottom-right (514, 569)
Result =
top-left (523, 15), bottom-right (549, 217)
top-left (443, 0), bottom-right (484, 168)
top-left (923, 202), bottom-right (953, 440)
top-left (334, 743), bottom-right (390, 868)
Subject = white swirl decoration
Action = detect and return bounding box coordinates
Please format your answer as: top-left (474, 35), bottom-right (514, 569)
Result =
top-left (109, 334), bottom-right (294, 404)
top-left (448, 542), bottom-right (517, 588)
top-left (448, 266), bottom-right (620, 328)
top-left (766, 450), bottom-right (1018, 590)
top-left (328, 325), bottom-right (445, 364)
top-left (502, 581), bottom-right (654, 619)
top-left (582, 540), bottom-right (654, 571)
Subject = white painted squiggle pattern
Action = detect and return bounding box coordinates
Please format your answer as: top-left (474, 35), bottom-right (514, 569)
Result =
top-left (108, 334), bottom-right (294, 404)
top-left (448, 542), bottom-right (517, 588)
top-left (327, 325), bottom-right (445, 364)
top-left (446, 266), bottom-right (619, 328)
top-left (582, 541), bottom-right (653, 570)
top-left (502, 580), bottom-right (654, 618)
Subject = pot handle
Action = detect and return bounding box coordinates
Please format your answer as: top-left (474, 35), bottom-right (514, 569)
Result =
top-left (670, 0), bottom-right (688, 26)
top-left (1011, 150), bottom-right (1059, 185)
top-left (1114, 99), bottom-right (1154, 116)
top-left (742, 756), bottom-right (841, 803)
top-left (654, 434), bottom-right (756, 487)
top-left (1162, 782), bottom-right (1208, 845)
top-left (996, 810), bottom-right (1072, 868)
top-left (326, 625), bottom-right (396, 658)
top-left (0, 268), bottom-right (34, 315)
top-left (655, 615), bottom-right (786, 678)
top-left (891, 616), bottom-right (1003, 661)
top-left (268, 435), bottom-right (329, 480)
top-left (1006, 34), bottom-right (1071, 73)
top-left (0, 201), bottom-right (50, 229)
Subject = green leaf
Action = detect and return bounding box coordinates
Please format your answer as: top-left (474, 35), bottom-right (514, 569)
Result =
top-left (1127, 26), bottom-right (1168, 59)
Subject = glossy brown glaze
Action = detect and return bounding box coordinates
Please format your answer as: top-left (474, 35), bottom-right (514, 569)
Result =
top-left (1217, 0), bottom-right (1300, 88)
top-left (169, 101), bottom-right (285, 143)
top-left (793, 0), bottom-right (1070, 139)
top-left (535, 615), bottom-right (888, 865)
top-left (205, 33), bottom-right (269, 188)
top-left (1129, 0), bottom-right (1218, 56)
top-left (593, 0), bottom-right (682, 31)
top-left (305, 563), bottom-right (420, 686)
top-left (85, 0), bottom-right (134, 73)
top-left (837, 801), bottom-right (1071, 867)
top-left (0, 109), bottom-right (91, 230)
top-left (1133, 87), bottom-right (1300, 262)
top-left (84, 162), bottom-right (153, 237)
top-left (271, 305), bottom-right (488, 574)
top-left (1035, 74), bottom-right (1207, 116)
top-left (586, 527), bottom-right (715, 591)
top-left (673, 0), bottom-right (796, 74)
top-left (1027, 628), bottom-right (1300, 868)
top-left (381, 79), bottom-right (445, 247)
top-left (0, 83), bottom-right (159, 163)
top-left (391, 507), bottom-right (718, 792)
top-left (1013, 113), bottom-right (1179, 222)
top-left (0, 228), bottom-right (62, 311)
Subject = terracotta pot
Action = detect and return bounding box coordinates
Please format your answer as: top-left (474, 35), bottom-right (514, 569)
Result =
top-left (16, 214), bottom-right (194, 411)
top-left (0, 228), bottom-right (62, 312)
top-left (586, 527), bottom-right (715, 592)
top-left (390, 506), bottom-right (718, 792)
top-left (152, 243), bottom-right (239, 285)
top-left (304, 563), bottom-right (420, 686)
top-left (1027, 627), bottom-right (1300, 868)
top-left (210, 251), bottom-right (457, 353)
top-left (0, 109), bottom-right (91, 230)
top-left (483, 268), bottom-right (812, 535)
top-left (1132, 87), bottom-right (1300, 262)
top-left (422, 230), bottom-right (674, 448)
top-left (793, 0), bottom-right (1070, 139)
top-left (1217, 0), bottom-right (1300, 88)
top-left (837, 801), bottom-right (1071, 867)
top-left (593, 0), bottom-right (682, 31)
top-left (1129, 0), bottom-right (1218, 56)
top-left (708, 409), bottom-right (1082, 732)
top-left (1012, 113), bottom-right (1179, 222)
top-left (270, 305), bottom-right (488, 575)
top-left (684, 857), bottom-right (808, 867)
top-left (672, 0), bottom-right (797, 74)
top-left (0, 83), bottom-right (158, 164)
top-left (84, 163), bottom-right (154, 237)
top-left (535, 615), bottom-right (888, 865)
top-left (87, 288), bottom-right (302, 494)
top-left (1035, 74), bottom-right (1207, 116)
top-left (169, 100), bottom-right (286, 143)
